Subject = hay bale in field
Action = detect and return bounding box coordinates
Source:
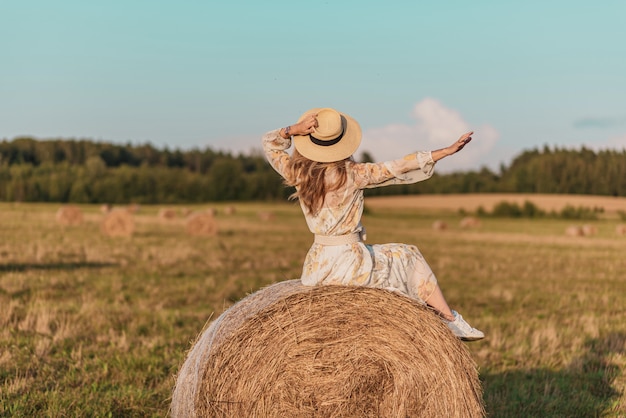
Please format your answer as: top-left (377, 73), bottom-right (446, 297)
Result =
top-left (171, 281), bottom-right (485, 418)
top-left (616, 224), bottom-right (626, 236)
top-left (158, 208), bottom-right (178, 220)
top-left (56, 205), bottom-right (84, 226)
top-left (186, 211), bottom-right (218, 236)
top-left (100, 209), bottom-right (135, 237)
top-left (460, 216), bottom-right (481, 228)
top-left (581, 224), bottom-right (597, 236)
top-left (565, 225), bottom-right (584, 237)
top-left (432, 220), bottom-right (448, 231)
top-left (258, 211), bottom-right (275, 222)
top-left (224, 205), bottom-right (236, 215)
top-left (127, 203), bottom-right (141, 214)
top-left (100, 204), bottom-right (112, 214)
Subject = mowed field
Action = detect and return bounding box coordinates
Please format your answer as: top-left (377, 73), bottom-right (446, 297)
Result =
top-left (367, 193), bottom-right (626, 217)
top-left (1, 194), bottom-right (625, 417)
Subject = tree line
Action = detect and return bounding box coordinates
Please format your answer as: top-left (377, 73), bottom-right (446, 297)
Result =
top-left (366, 145), bottom-right (626, 198)
top-left (1, 137), bottom-right (625, 203)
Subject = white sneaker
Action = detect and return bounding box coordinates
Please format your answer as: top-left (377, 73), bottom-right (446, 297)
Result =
top-left (446, 310), bottom-right (485, 341)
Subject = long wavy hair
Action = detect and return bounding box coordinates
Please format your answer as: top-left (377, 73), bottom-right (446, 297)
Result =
top-left (283, 148), bottom-right (349, 215)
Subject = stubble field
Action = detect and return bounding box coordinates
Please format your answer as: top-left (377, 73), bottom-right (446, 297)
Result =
top-left (1, 194), bottom-right (625, 417)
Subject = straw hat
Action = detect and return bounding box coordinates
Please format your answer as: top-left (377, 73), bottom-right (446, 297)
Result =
top-left (293, 108), bottom-right (362, 163)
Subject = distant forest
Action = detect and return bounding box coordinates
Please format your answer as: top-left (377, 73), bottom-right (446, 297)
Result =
top-left (1, 137), bottom-right (625, 203)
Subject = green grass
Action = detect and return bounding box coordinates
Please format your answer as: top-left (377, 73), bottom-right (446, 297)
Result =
top-left (1, 201), bottom-right (625, 417)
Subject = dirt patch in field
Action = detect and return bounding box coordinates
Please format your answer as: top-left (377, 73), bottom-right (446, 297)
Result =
top-left (367, 194), bottom-right (626, 215)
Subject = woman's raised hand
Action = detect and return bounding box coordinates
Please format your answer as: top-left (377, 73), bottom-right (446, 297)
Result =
top-left (447, 131), bottom-right (473, 155)
top-left (291, 114), bottom-right (318, 136)
top-left (430, 131), bottom-right (474, 162)
top-left (279, 114), bottom-right (318, 139)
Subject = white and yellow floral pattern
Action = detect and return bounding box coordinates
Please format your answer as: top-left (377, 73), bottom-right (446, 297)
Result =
top-left (263, 129), bottom-right (439, 303)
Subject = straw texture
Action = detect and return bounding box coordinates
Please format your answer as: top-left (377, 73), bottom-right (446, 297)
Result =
top-left (171, 280), bottom-right (484, 417)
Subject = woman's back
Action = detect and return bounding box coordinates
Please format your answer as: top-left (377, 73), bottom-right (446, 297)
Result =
top-left (299, 161), bottom-right (365, 236)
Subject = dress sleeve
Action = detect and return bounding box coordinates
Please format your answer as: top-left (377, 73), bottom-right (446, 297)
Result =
top-left (351, 151), bottom-right (436, 189)
top-left (262, 129), bottom-right (291, 178)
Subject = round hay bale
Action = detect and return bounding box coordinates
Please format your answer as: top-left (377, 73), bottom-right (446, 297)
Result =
top-left (186, 211), bottom-right (218, 236)
top-left (100, 209), bottom-right (135, 237)
top-left (459, 216), bottom-right (481, 228)
top-left (158, 208), bottom-right (178, 220)
top-left (127, 203), bottom-right (141, 214)
top-left (224, 205), bottom-right (237, 215)
top-left (258, 211), bottom-right (275, 222)
top-left (616, 224), bottom-right (626, 236)
top-left (100, 204), bottom-right (112, 214)
top-left (171, 281), bottom-right (485, 418)
top-left (581, 224), bottom-right (597, 236)
top-left (565, 225), bottom-right (583, 237)
top-left (56, 205), bottom-right (84, 226)
top-left (432, 220), bottom-right (448, 231)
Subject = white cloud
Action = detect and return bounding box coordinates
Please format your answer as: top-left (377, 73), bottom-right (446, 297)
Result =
top-left (362, 98), bottom-right (499, 172)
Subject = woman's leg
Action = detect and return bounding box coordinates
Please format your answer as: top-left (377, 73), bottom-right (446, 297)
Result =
top-left (401, 247), bottom-right (484, 340)
top-left (425, 285), bottom-right (455, 321)
top-left (426, 284), bottom-right (484, 341)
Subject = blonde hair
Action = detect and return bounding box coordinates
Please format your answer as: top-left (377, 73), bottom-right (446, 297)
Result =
top-left (284, 148), bottom-right (349, 215)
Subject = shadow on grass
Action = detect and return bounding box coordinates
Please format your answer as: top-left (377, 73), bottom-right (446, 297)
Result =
top-left (482, 332), bottom-right (625, 417)
top-left (0, 262), bottom-right (118, 273)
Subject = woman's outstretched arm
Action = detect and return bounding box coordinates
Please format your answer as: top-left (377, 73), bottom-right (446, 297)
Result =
top-left (356, 131), bottom-right (474, 189)
top-left (431, 131), bottom-right (473, 162)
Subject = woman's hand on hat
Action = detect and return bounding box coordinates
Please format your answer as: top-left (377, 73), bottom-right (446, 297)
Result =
top-left (280, 114), bottom-right (318, 139)
top-left (291, 114), bottom-right (318, 136)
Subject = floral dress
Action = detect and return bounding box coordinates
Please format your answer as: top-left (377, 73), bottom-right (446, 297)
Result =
top-left (262, 129), bottom-right (439, 304)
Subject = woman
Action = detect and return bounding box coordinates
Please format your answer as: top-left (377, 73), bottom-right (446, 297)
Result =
top-left (262, 107), bottom-right (484, 341)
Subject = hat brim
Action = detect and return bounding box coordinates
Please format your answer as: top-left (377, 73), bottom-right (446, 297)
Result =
top-left (293, 108), bottom-right (362, 163)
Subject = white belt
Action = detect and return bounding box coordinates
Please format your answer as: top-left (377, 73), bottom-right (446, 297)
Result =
top-left (314, 232), bottom-right (363, 246)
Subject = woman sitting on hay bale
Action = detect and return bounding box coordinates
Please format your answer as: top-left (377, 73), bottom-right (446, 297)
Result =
top-left (262, 107), bottom-right (484, 341)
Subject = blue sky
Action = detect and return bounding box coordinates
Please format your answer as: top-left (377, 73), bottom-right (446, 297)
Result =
top-left (2, 0), bottom-right (625, 172)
